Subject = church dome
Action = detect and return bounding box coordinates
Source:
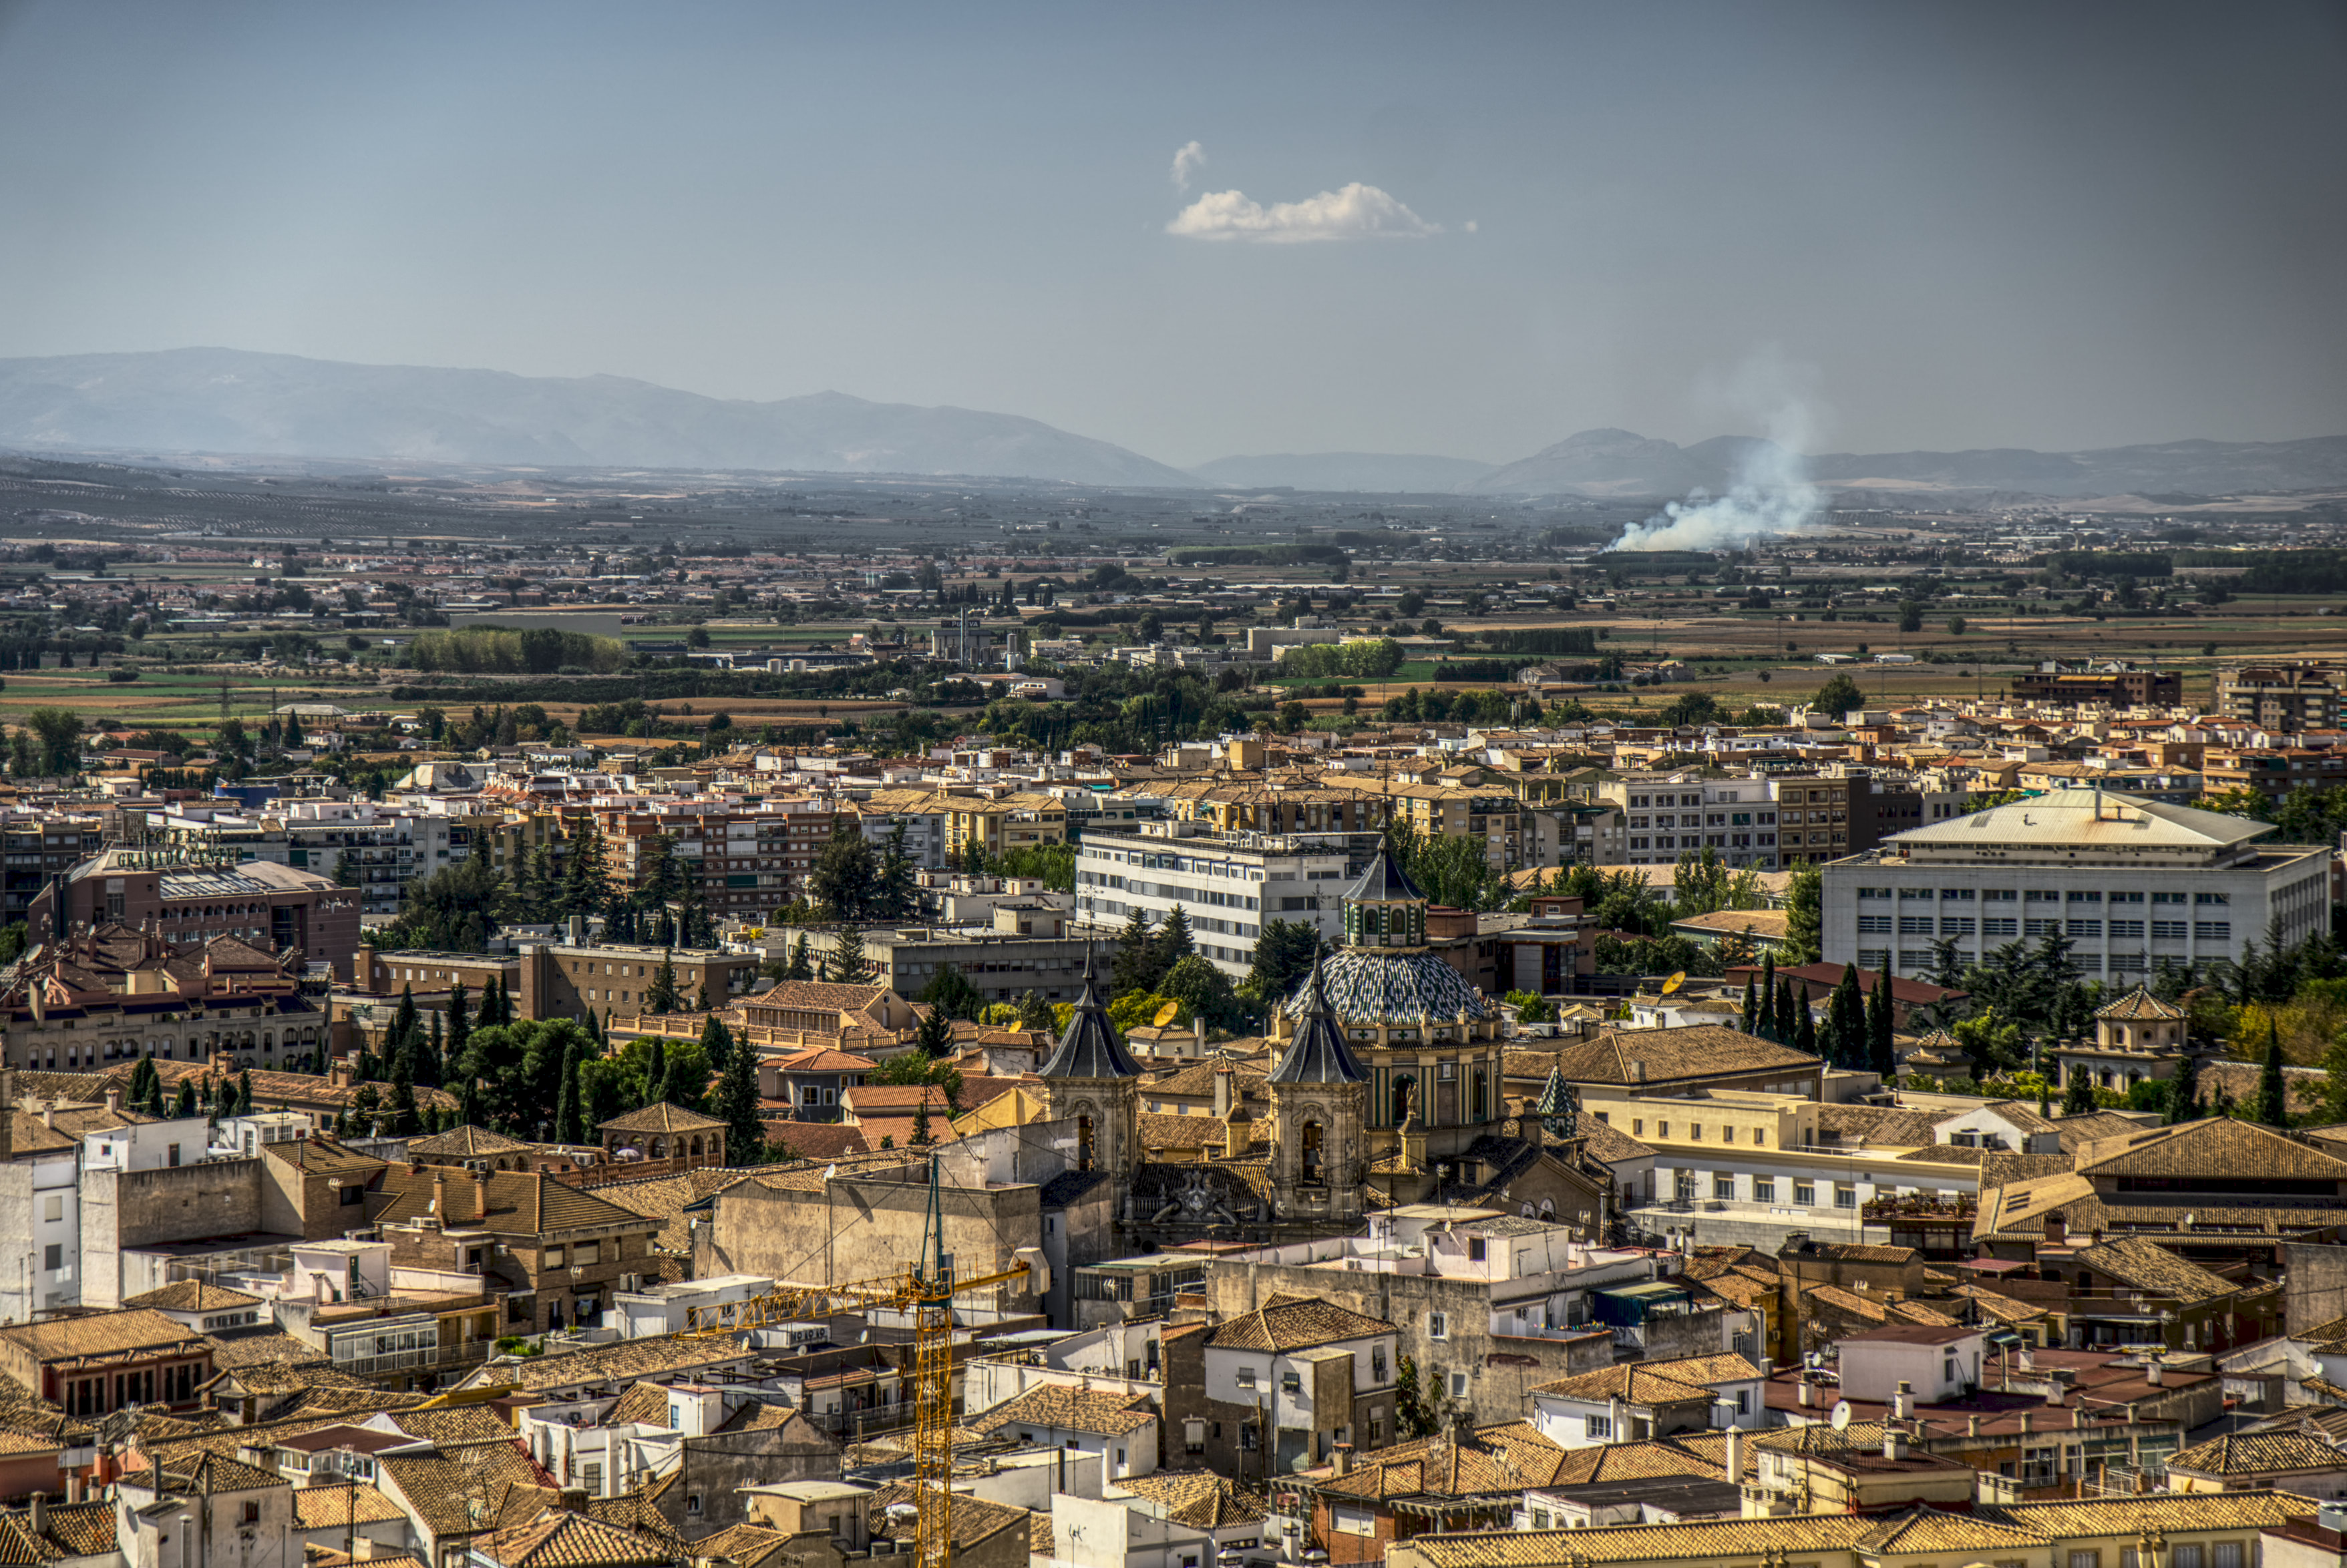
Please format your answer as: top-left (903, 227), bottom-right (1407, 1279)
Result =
top-left (1280, 947), bottom-right (1493, 1027)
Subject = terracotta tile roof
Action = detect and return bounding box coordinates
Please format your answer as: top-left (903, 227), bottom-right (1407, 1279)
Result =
top-left (771, 1048), bottom-right (876, 1072)
top-left (1982, 1490), bottom-right (2302, 1538)
top-left (760, 1121), bottom-right (871, 1161)
top-left (1549, 1026), bottom-right (1820, 1087)
top-left (970, 1382), bottom-right (1157, 1438)
top-left (603, 1382), bottom-right (673, 1427)
top-left (2074, 1117), bottom-right (2347, 1181)
top-left (1111, 1471), bottom-right (1270, 1529)
top-left (262, 1137), bottom-right (391, 1177)
top-left (295, 1483), bottom-right (410, 1529)
top-left (1570, 1110), bottom-right (1654, 1164)
top-left (2095, 987), bottom-right (2185, 1021)
top-left (869, 1482), bottom-right (1029, 1553)
top-left (842, 1085), bottom-right (950, 1111)
top-left (2165, 1431), bottom-right (2347, 1476)
top-left (2073, 1234), bottom-right (2236, 1304)
top-left (377, 1439), bottom-right (558, 1537)
top-left (409, 1125), bottom-right (537, 1157)
top-left (1533, 1355), bottom-right (1757, 1405)
top-left (0, 1308), bottom-right (209, 1365)
top-left (743, 980), bottom-right (892, 1014)
top-left (471, 1335), bottom-right (752, 1394)
top-left (372, 1165), bottom-right (648, 1237)
top-left (202, 1332), bottom-right (335, 1372)
top-left (384, 1406), bottom-right (518, 1444)
top-left (1315, 1420), bottom-right (1574, 1501)
top-left (482, 1510), bottom-right (677, 1568)
top-left (0, 1499), bottom-right (118, 1560)
top-left (596, 1101), bottom-right (725, 1135)
top-left (1207, 1292), bottom-right (1395, 1353)
top-left (683, 1525), bottom-right (791, 1568)
top-left (126, 1280), bottom-right (264, 1312)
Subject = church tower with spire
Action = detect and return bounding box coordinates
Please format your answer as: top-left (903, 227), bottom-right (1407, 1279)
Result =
top-left (1268, 954), bottom-right (1370, 1219)
top-left (1037, 957), bottom-right (1141, 1181)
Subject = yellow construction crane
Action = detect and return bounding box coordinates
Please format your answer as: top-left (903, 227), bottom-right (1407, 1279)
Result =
top-left (684, 1155), bottom-right (1043, 1568)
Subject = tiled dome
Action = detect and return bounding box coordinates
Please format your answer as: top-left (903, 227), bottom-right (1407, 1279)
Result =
top-left (1279, 948), bottom-right (1492, 1027)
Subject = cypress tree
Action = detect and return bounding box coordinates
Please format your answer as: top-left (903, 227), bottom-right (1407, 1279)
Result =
top-left (647, 1039), bottom-right (667, 1101)
top-left (2169, 1050), bottom-right (2201, 1124)
top-left (785, 934), bottom-right (813, 981)
top-left (391, 985), bottom-right (420, 1058)
top-left (2257, 1018), bottom-right (2289, 1127)
top-left (172, 1080), bottom-right (197, 1119)
top-left (553, 1034), bottom-right (586, 1144)
top-left (1795, 1002), bottom-right (1818, 1060)
top-left (1833, 963), bottom-right (1865, 1069)
top-left (420, 1010), bottom-right (445, 1089)
top-left (236, 1069), bottom-right (253, 1119)
top-left (1740, 973), bottom-right (1759, 1035)
top-left (700, 1013), bottom-right (734, 1072)
top-left (1868, 965), bottom-right (1897, 1077)
top-left (1757, 952), bottom-right (1778, 1039)
top-left (1775, 976), bottom-right (1799, 1044)
top-left (445, 980), bottom-right (472, 1062)
top-left (715, 1017), bottom-right (763, 1165)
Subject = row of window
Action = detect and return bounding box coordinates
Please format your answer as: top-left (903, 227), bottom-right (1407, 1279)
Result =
top-left (1668, 1170), bottom-right (1855, 1207)
top-left (1865, 949), bottom-right (2212, 973)
top-left (1861, 886), bottom-right (2229, 906)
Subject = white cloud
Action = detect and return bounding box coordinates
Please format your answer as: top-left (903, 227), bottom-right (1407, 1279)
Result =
top-left (1464, 219), bottom-right (1478, 233)
top-left (1169, 140), bottom-right (1206, 192)
top-left (1166, 181), bottom-right (1439, 243)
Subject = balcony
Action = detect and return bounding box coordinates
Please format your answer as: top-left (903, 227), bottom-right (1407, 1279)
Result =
top-left (329, 1338), bottom-right (492, 1378)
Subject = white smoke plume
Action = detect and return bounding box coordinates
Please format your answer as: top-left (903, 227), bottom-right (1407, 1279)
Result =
top-left (1609, 353), bottom-right (1829, 552)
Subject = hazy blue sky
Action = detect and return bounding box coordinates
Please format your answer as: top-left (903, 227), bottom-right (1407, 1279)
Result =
top-left (2, 1), bottom-right (2342, 465)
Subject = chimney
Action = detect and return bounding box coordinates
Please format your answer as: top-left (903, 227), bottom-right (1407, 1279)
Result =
top-left (1214, 1066), bottom-right (1233, 1120)
top-left (1883, 1425), bottom-right (1910, 1461)
top-left (1798, 1378), bottom-right (1813, 1408)
top-left (431, 1171), bottom-right (447, 1223)
top-left (1892, 1380), bottom-right (1912, 1420)
top-left (470, 1169), bottom-right (489, 1217)
top-left (104, 1088), bottom-right (121, 1117)
top-left (2043, 1214), bottom-right (2064, 1247)
top-left (1330, 1443), bottom-right (1352, 1478)
top-left (1759, 1356), bottom-right (1775, 1379)
top-left (28, 1493), bottom-right (44, 1538)
top-left (567, 914), bottom-right (586, 946)
top-left (2018, 1347), bottom-right (2035, 1372)
top-left (1194, 1014), bottom-right (1206, 1054)
top-left (1725, 1426), bottom-right (1745, 1481)
top-left (1630, 1060), bottom-right (1646, 1084)
top-left (2147, 1358), bottom-right (2165, 1386)
top-left (1967, 1414), bottom-right (1982, 1438)
top-left (2018, 1412), bottom-right (2033, 1435)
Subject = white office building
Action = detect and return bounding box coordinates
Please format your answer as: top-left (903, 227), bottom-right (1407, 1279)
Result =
top-left (1822, 788), bottom-right (2332, 982)
top-left (1073, 821), bottom-right (1355, 976)
top-left (1600, 772), bottom-right (1783, 869)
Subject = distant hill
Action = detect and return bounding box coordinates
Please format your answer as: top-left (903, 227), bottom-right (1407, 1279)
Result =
top-left (1465, 427), bottom-right (2347, 499)
top-left (0, 347), bottom-right (1196, 486)
top-left (1188, 451), bottom-right (1496, 492)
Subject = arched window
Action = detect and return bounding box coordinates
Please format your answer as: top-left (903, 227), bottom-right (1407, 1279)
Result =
top-left (1300, 1121), bottom-right (1325, 1186)
top-left (262, 1032), bottom-right (274, 1050)
top-left (1390, 1074), bottom-right (1418, 1129)
top-left (651, 1138), bottom-right (667, 1160)
top-left (1077, 1115), bottom-right (1095, 1172)
top-left (689, 1135), bottom-right (703, 1157)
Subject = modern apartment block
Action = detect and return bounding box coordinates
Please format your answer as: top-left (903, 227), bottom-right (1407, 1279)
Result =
top-left (597, 799), bottom-right (840, 919)
top-left (1822, 787), bottom-right (2333, 983)
top-left (1075, 821), bottom-right (1360, 975)
top-left (1602, 773), bottom-right (1781, 869)
top-left (2213, 660), bottom-right (2345, 732)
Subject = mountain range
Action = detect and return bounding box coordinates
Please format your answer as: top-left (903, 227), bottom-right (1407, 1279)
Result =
top-left (1, 347), bottom-right (2342, 500)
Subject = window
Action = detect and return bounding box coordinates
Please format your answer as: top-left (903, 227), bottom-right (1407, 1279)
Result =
top-left (2195, 922), bottom-right (2231, 940)
top-left (1429, 1312), bottom-right (1448, 1340)
top-left (546, 1246), bottom-right (566, 1267)
top-left (576, 1241), bottom-right (600, 1265)
top-left (1585, 1414), bottom-right (1614, 1439)
top-left (2072, 1553), bottom-right (2101, 1568)
top-left (2213, 1544), bottom-right (2241, 1568)
top-left (1833, 1185), bottom-right (1856, 1209)
top-left (1449, 1371), bottom-right (1467, 1398)
top-left (1714, 1175), bottom-right (1735, 1200)
top-left (1467, 1237), bottom-right (1487, 1261)
top-left (1793, 1181), bottom-right (1815, 1206)
top-left (1373, 1348), bottom-right (1387, 1382)
top-left (1751, 1127), bottom-right (1766, 1145)
top-left (1753, 1177), bottom-right (1775, 1203)
top-left (2173, 1549), bottom-right (2203, 1568)
top-left (687, 1494), bottom-right (704, 1517)
top-left (242, 1503), bottom-right (261, 1525)
top-left (1185, 1420), bottom-right (1206, 1454)
top-left (42, 1197), bottom-right (60, 1222)
top-left (1236, 1366), bottom-right (1256, 1388)
top-left (43, 1245), bottom-right (60, 1271)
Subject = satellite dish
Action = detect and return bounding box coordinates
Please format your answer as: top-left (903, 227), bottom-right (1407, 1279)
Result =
top-left (1831, 1400), bottom-right (1853, 1430)
top-left (1660, 972), bottom-right (1688, 996)
top-left (1152, 1001), bottom-right (1182, 1027)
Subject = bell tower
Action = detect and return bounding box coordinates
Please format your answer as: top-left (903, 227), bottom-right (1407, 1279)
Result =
top-left (1268, 954), bottom-right (1369, 1219)
top-left (1037, 956), bottom-right (1141, 1181)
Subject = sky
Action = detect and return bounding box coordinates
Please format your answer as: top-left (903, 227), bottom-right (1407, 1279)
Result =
top-left (1, 1), bottom-right (2343, 468)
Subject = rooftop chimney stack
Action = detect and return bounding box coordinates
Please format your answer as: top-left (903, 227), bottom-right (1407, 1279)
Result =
top-left (1893, 1380), bottom-right (1913, 1420)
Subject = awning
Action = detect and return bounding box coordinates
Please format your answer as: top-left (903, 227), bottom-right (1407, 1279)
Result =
top-left (1986, 1330), bottom-right (2024, 1347)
